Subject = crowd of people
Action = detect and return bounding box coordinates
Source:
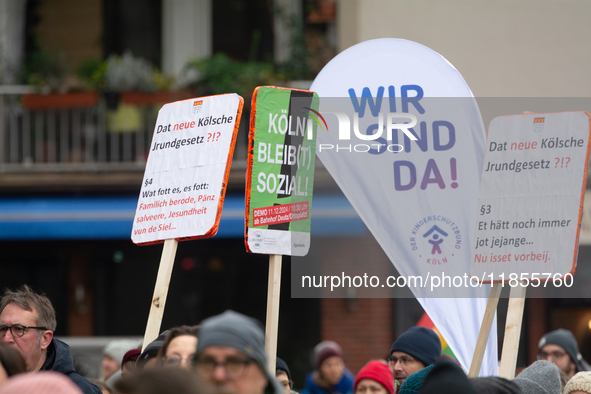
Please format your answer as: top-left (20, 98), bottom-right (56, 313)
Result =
top-left (1, 285), bottom-right (591, 394)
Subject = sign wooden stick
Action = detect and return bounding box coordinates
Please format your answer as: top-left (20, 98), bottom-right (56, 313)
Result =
top-left (498, 282), bottom-right (527, 379)
top-left (141, 238), bottom-right (178, 351)
top-left (468, 282), bottom-right (502, 377)
top-left (265, 254), bottom-right (282, 374)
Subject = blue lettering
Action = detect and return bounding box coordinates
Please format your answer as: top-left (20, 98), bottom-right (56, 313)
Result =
top-left (401, 85), bottom-right (425, 114)
top-left (348, 87), bottom-right (384, 117)
top-left (433, 121), bottom-right (455, 151)
top-left (388, 86), bottom-right (396, 112)
top-left (390, 122), bottom-right (428, 153)
top-left (366, 124), bottom-right (387, 155)
top-left (394, 161), bottom-right (417, 191)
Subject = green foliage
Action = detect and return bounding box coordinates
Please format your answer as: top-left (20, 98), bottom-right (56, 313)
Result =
top-left (76, 58), bottom-right (107, 90)
top-left (273, 7), bottom-right (314, 81)
top-left (185, 53), bottom-right (278, 98)
top-left (22, 48), bottom-right (67, 92)
top-left (153, 70), bottom-right (176, 91)
top-left (77, 53), bottom-right (174, 92)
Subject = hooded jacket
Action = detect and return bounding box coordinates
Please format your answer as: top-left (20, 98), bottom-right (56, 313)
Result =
top-left (41, 338), bottom-right (102, 394)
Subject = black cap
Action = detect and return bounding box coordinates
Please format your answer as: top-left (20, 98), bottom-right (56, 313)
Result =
top-left (419, 357), bottom-right (477, 394)
top-left (136, 330), bottom-right (169, 369)
top-left (470, 377), bottom-right (523, 394)
top-left (390, 327), bottom-right (442, 367)
top-left (276, 357), bottom-right (291, 382)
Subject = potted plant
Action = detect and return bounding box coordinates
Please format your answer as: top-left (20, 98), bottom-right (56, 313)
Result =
top-left (21, 48), bottom-right (99, 110)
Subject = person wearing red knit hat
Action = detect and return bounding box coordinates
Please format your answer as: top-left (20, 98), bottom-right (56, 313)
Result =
top-left (121, 348), bottom-right (141, 377)
top-left (354, 360), bottom-right (394, 394)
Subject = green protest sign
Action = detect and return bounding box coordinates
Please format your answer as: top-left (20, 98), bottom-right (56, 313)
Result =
top-left (245, 86), bottom-right (319, 256)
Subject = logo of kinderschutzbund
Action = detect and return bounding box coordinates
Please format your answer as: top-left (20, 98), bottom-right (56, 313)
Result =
top-left (409, 215), bottom-right (462, 265)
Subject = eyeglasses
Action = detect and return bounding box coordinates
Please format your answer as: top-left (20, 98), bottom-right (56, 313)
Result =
top-left (165, 354), bottom-right (194, 366)
top-left (538, 350), bottom-right (568, 361)
top-left (387, 355), bottom-right (417, 366)
top-left (194, 356), bottom-right (253, 380)
top-left (0, 324), bottom-right (47, 338)
top-left (276, 375), bottom-right (294, 390)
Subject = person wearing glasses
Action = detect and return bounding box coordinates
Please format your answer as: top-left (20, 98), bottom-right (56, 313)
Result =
top-left (538, 329), bottom-right (591, 380)
top-left (158, 325), bottom-right (199, 370)
top-left (0, 285), bottom-right (101, 394)
top-left (192, 310), bottom-right (283, 394)
top-left (388, 327), bottom-right (441, 392)
top-left (276, 357), bottom-right (298, 394)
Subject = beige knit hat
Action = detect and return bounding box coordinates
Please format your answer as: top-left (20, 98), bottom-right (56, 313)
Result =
top-left (565, 372), bottom-right (591, 394)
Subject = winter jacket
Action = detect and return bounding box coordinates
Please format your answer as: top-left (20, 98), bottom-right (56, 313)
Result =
top-left (302, 369), bottom-right (354, 394)
top-left (41, 338), bottom-right (102, 394)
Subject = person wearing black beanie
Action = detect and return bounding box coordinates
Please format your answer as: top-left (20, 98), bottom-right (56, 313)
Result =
top-left (418, 357), bottom-right (476, 394)
top-left (389, 327), bottom-right (442, 390)
top-left (137, 330), bottom-right (169, 370)
top-left (470, 376), bottom-right (523, 394)
top-left (276, 357), bottom-right (295, 394)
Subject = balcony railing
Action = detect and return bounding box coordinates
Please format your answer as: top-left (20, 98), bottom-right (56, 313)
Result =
top-left (0, 86), bottom-right (248, 176)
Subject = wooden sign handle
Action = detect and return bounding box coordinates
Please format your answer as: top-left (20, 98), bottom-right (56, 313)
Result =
top-left (498, 281), bottom-right (527, 379)
top-left (142, 238), bottom-right (178, 351)
top-left (469, 282), bottom-right (502, 377)
top-left (265, 254), bottom-right (282, 375)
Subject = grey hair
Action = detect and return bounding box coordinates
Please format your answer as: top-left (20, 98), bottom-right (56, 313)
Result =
top-left (0, 285), bottom-right (57, 332)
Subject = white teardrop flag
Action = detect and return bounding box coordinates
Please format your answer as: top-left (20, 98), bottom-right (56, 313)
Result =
top-left (310, 38), bottom-right (497, 376)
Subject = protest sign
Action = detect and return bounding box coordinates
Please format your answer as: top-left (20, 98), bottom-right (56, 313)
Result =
top-left (245, 86), bottom-right (318, 373)
top-left (471, 112), bottom-right (591, 282)
top-left (310, 38), bottom-right (497, 376)
top-left (131, 93), bottom-right (243, 349)
top-left (132, 93), bottom-right (243, 245)
top-left (245, 86), bottom-right (318, 256)
top-left (468, 111), bottom-right (590, 379)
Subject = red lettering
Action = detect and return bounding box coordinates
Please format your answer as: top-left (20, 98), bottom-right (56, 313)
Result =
top-left (171, 121), bottom-right (197, 131)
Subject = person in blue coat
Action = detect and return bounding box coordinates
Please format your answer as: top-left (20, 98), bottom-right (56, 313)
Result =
top-left (0, 285), bottom-right (101, 394)
top-left (302, 341), bottom-right (354, 394)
